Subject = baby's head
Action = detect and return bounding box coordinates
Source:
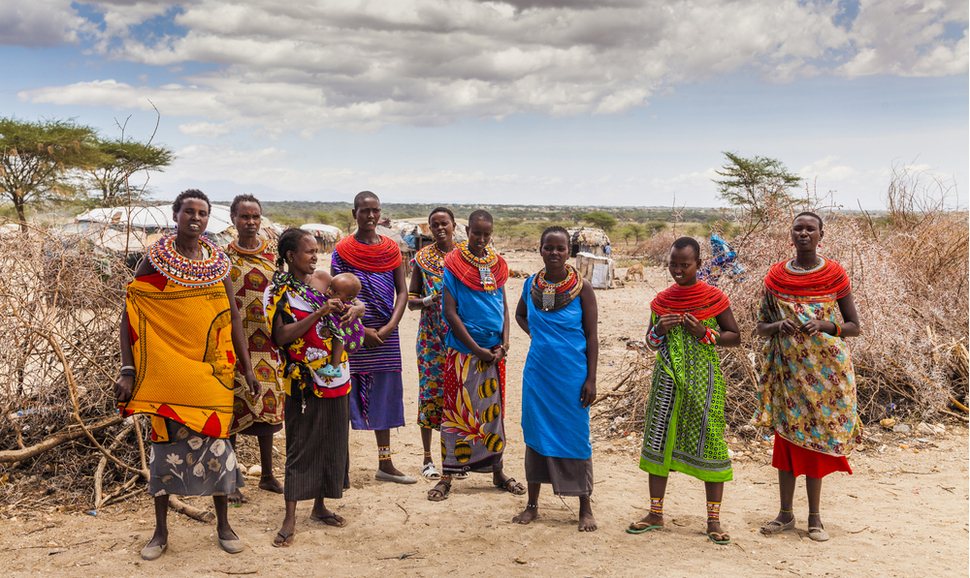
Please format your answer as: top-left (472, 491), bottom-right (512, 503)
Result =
top-left (328, 273), bottom-right (361, 302)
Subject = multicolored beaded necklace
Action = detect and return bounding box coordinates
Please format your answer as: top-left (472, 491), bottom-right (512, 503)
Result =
top-left (147, 232), bottom-right (230, 288)
top-left (414, 243), bottom-right (446, 279)
top-left (228, 236), bottom-right (269, 256)
top-left (459, 242), bottom-right (498, 292)
top-left (533, 265), bottom-right (581, 311)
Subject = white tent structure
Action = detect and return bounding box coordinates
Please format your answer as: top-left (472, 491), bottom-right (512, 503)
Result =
top-left (75, 204), bottom-right (235, 236)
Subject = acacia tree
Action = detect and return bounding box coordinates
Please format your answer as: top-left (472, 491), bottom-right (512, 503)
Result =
top-left (713, 152), bottom-right (802, 218)
top-left (0, 117), bottom-right (100, 230)
top-left (85, 137), bottom-right (173, 205)
top-left (581, 210), bottom-right (618, 232)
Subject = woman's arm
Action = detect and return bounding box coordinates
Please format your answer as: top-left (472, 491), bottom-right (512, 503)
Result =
top-left (514, 293), bottom-right (529, 336)
top-left (798, 292), bottom-right (860, 338)
top-left (225, 277), bottom-right (260, 396)
top-left (443, 286), bottom-right (494, 362)
top-left (712, 307), bottom-right (741, 347)
top-left (270, 297), bottom-right (333, 348)
top-left (407, 264), bottom-right (433, 311)
top-left (491, 288), bottom-right (511, 364)
top-left (113, 257), bottom-right (154, 402)
top-left (578, 282), bottom-right (598, 407)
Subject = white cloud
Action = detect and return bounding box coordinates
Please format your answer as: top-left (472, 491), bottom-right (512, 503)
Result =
top-left (178, 120), bottom-right (232, 138)
top-left (14, 0), bottom-right (969, 134)
top-left (0, 1), bottom-right (88, 47)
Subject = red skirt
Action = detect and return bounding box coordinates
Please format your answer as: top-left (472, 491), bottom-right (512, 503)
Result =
top-left (772, 432), bottom-right (851, 478)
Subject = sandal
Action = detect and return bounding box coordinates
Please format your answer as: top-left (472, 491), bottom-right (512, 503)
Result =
top-left (808, 526), bottom-right (830, 542)
top-left (310, 512), bottom-right (347, 527)
top-left (494, 477), bottom-right (527, 496)
top-left (421, 462), bottom-right (441, 480)
top-left (760, 516), bottom-right (796, 535)
top-left (427, 479), bottom-right (451, 502)
top-left (626, 521), bottom-right (663, 534)
top-left (707, 531), bottom-right (732, 545)
top-left (272, 531), bottom-right (294, 548)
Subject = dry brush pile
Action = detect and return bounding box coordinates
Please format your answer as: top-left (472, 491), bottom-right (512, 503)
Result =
top-left (594, 174), bottom-right (969, 438)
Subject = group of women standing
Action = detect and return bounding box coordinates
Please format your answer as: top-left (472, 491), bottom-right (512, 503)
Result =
top-left (115, 190), bottom-right (860, 558)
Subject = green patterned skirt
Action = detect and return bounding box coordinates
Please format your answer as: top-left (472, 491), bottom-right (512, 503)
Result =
top-left (639, 320), bottom-right (732, 482)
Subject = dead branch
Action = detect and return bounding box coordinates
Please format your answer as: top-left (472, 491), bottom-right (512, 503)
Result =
top-left (0, 415), bottom-right (123, 463)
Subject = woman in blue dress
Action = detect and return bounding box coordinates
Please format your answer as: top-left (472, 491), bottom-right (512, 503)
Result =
top-left (513, 226), bottom-right (599, 532)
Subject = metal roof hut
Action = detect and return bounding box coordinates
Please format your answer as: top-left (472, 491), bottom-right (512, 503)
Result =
top-left (567, 227), bottom-right (614, 289)
top-left (566, 227), bottom-right (611, 257)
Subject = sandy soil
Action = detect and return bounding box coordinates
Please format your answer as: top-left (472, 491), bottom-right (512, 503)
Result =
top-left (1, 253), bottom-right (967, 578)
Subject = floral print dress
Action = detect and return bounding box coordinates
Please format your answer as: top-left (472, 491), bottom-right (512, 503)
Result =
top-left (411, 245), bottom-right (449, 429)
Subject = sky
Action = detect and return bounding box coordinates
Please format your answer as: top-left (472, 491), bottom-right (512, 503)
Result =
top-left (1, 0), bottom-right (967, 209)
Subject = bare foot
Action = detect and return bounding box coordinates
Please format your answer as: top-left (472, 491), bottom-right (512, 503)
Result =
top-left (259, 475), bottom-right (284, 494)
top-left (578, 497), bottom-right (597, 532)
top-left (227, 489), bottom-right (247, 504)
top-left (633, 512), bottom-right (664, 529)
top-left (512, 505), bottom-right (538, 525)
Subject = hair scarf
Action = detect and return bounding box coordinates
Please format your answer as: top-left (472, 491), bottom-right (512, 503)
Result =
top-left (442, 241), bottom-right (509, 293)
top-left (334, 234), bottom-right (402, 273)
top-left (530, 265), bottom-right (583, 312)
top-left (650, 281), bottom-right (731, 321)
top-left (764, 257), bottom-right (851, 303)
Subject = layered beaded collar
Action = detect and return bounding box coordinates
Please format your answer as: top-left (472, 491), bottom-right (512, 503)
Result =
top-left (459, 242), bottom-right (499, 292)
top-left (531, 265), bottom-right (583, 312)
top-left (228, 236), bottom-right (270, 256)
top-left (147, 232), bottom-right (231, 288)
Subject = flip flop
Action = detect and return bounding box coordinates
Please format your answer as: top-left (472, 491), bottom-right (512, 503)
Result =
top-left (495, 477), bottom-right (526, 495)
top-left (707, 531), bottom-right (732, 545)
top-left (626, 522), bottom-right (663, 534)
top-left (760, 517), bottom-right (796, 535)
top-left (272, 532), bottom-right (294, 548)
top-left (453, 471), bottom-right (469, 479)
top-left (310, 513), bottom-right (347, 527)
top-left (421, 462), bottom-right (441, 480)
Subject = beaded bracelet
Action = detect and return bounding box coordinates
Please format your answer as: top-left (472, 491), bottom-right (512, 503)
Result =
top-left (700, 327), bottom-right (720, 345)
top-left (646, 326), bottom-right (664, 348)
top-left (833, 322), bottom-right (842, 337)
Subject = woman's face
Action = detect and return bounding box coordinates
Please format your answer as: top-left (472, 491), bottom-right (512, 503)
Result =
top-left (429, 211), bottom-right (455, 245)
top-left (353, 197), bottom-right (381, 233)
top-left (790, 215), bottom-right (823, 251)
top-left (540, 231), bottom-right (570, 271)
top-left (466, 218), bottom-right (493, 256)
top-left (232, 201), bottom-right (262, 240)
top-left (175, 198), bottom-right (209, 239)
top-left (667, 245), bottom-right (700, 287)
top-left (287, 235), bottom-right (318, 277)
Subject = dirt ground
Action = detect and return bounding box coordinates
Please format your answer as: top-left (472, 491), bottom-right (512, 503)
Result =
top-left (1, 252), bottom-right (967, 578)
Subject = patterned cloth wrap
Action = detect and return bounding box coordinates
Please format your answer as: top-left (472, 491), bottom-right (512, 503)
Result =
top-left (639, 281), bottom-right (733, 482)
top-left (411, 244), bottom-right (450, 429)
top-left (224, 238), bottom-right (285, 434)
top-left (754, 257), bottom-right (861, 457)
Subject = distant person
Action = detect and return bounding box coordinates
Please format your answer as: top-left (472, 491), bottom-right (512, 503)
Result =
top-left (604, 244), bottom-right (611, 257)
top-left (428, 209), bottom-right (525, 501)
top-left (332, 191), bottom-right (414, 484)
top-left (223, 194), bottom-right (284, 504)
top-left (264, 228), bottom-right (366, 547)
top-left (115, 189), bottom-right (257, 560)
top-left (626, 237), bottom-right (740, 545)
top-left (755, 212), bottom-right (861, 543)
top-left (407, 207), bottom-right (459, 480)
top-left (513, 226), bottom-right (599, 531)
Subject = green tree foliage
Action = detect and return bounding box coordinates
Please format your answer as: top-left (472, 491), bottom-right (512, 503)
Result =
top-left (581, 210), bottom-right (618, 232)
top-left (85, 137), bottom-right (173, 205)
top-left (626, 223), bottom-right (646, 243)
top-left (313, 212), bottom-right (332, 224)
top-left (332, 210), bottom-right (355, 232)
top-left (0, 117), bottom-right (100, 230)
top-left (713, 152), bottom-right (802, 217)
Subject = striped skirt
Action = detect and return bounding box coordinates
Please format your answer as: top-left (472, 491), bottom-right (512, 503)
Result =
top-left (283, 392), bottom-right (351, 502)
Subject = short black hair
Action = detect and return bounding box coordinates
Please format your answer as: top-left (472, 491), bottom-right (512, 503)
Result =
top-left (230, 194), bottom-right (261, 217)
top-left (540, 225), bottom-right (569, 246)
top-left (793, 211), bottom-right (824, 231)
top-left (468, 209), bottom-right (493, 226)
top-left (276, 227), bottom-right (313, 269)
top-left (172, 189), bottom-right (210, 214)
top-left (671, 236), bottom-right (701, 260)
top-left (428, 206), bottom-right (455, 225)
top-left (354, 190), bottom-right (380, 211)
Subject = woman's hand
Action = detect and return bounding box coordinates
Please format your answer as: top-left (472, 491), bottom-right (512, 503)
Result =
top-left (799, 319), bottom-right (828, 336)
top-left (114, 375), bottom-right (134, 403)
top-left (682, 313), bottom-right (707, 339)
top-left (245, 370), bottom-right (260, 397)
top-left (654, 314), bottom-right (682, 336)
top-left (475, 346), bottom-right (496, 365)
top-left (580, 379), bottom-right (596, 408)
top-left (775, 319), bottom-right (799, 336)
top-left (363, 327), bottom-right (384, 348)
top-left (340, 301), bottom-right (366, 327)
top-left (326, 298), bottom-right (345, 314)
